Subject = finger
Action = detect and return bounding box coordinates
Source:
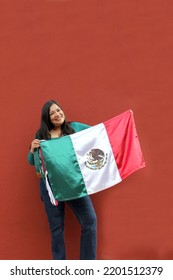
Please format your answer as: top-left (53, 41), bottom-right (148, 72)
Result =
top-left (32, 140), bottom-right (40, 145)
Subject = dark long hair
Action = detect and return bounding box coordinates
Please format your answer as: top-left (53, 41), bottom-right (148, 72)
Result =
top-left (36, 100), bottom-right (75, 140)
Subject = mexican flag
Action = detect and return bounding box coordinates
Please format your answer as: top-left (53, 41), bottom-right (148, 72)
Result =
top-left (40, 110), bottom-right (145, 205)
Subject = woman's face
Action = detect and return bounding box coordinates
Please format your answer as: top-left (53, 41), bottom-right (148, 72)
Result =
top-left (49, 103), bottom-right (65, 128)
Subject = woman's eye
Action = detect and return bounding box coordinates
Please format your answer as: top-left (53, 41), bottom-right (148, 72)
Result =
top-left (50, 108), bottom-right (61, 115)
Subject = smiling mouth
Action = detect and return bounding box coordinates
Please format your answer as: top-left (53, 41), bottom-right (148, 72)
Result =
top-left (55, 117), bottom-right (63, 121)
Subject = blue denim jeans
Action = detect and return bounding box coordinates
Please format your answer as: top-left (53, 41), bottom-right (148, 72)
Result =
top-left (40, 178), bottom-right (97, 260)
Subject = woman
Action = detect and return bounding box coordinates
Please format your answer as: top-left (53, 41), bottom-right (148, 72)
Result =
top-left (27, 100), bottom-right (97, 260)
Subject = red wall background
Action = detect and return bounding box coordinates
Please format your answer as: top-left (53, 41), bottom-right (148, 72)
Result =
top-left (0, 0), bottom-right (173, 260)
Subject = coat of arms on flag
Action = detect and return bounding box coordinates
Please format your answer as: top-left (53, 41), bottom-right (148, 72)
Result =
top-left (85, 148), bottom-right (108, 170)
top-left (34, 110), bottom-right (145, 205)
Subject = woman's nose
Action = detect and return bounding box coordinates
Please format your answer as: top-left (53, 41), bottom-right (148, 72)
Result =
top-left (55, 111), bottom-right (60, 116)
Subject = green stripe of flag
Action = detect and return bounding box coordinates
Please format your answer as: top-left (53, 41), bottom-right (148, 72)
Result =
top-left (41, 136), bottom-right (87, 201)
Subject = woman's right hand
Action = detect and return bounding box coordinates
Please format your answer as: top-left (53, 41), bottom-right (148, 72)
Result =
top-left (30, 139), bottom-right (40, 154)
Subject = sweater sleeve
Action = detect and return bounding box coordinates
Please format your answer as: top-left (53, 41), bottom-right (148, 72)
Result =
top-left (27, 132), bottom-right (39, 166)
top-left (27, 151), bottom-right (35, 165)
top-left (70, 122), bottom-right (91, 132)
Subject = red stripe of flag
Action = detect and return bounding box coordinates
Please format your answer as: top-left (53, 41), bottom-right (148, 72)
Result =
top-left (103, 110), bottom-right (145, 179)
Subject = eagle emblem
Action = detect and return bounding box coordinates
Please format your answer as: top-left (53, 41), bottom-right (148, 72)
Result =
top-left (85, 148), bottom-right (108, 170)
